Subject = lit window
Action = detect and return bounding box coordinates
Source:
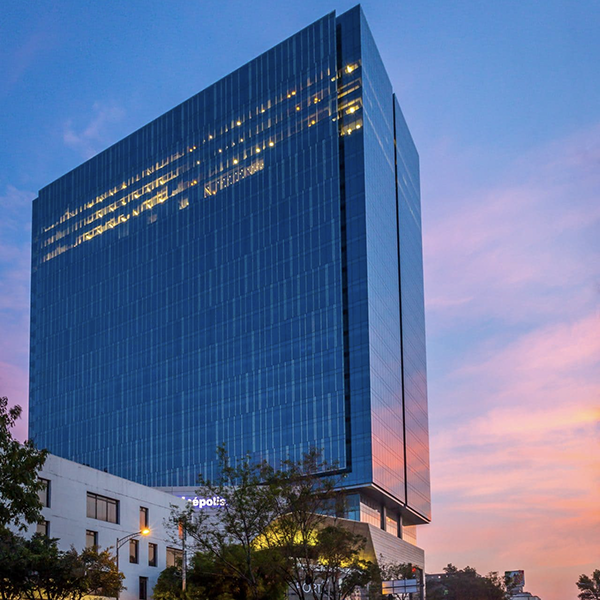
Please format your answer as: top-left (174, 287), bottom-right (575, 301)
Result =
top-left (87, 492), bottom-right (119, 524)
top-left (130, 539), bottom-right (139, 564)
top-left (36, 521), bottom-right (50, 536)
top-left (166, 547), bottom-right (183, 568)
top-left (140, 507), bottom-right (149, 530)
top-left (86, 530), bottom-right (98, 548)
top-left (148, 543), bottom-right (158, 567)
top-left (38, 478), bottom-right (50, 507)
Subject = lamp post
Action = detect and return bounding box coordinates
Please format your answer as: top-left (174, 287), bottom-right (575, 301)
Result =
top-left (115, 528), bottom-right (150, 600)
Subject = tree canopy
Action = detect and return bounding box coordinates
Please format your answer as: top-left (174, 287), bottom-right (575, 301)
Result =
top-left (0, 397), bottom-right (48, 532)
top-left (171, 447), bottom-right (372, 600)
top-left (577, 570), bottom-right (600, 600)
top-left (426, 564), bottom-right (507, 600)
top-left (0, 530), bottom-right (124, 600)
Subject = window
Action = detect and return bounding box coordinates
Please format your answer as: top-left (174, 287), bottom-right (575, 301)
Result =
top-left (130, 539), bottom-right (139, 564)
top-left (36, 520), bottom-right (49, 536)
top-left (166, 547), bottom-right (182, 568)
top-left (86, 530), bottom-right (98, 548)
top-left (140, 506), bottom-right (149, 530)
top-left (38, 478), bottom-right (50, 507)
top-left (148, 542), bottom-right (157, 567)
top-left (386, 512), bottom-right (399, 537)
top-left (139, 577), bottom-right (148, 600)
top-left (87, 492), bottom-right (119, 523)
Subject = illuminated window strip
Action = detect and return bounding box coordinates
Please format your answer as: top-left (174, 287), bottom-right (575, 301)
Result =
top-left (41, 73), bottom-right (345, 261)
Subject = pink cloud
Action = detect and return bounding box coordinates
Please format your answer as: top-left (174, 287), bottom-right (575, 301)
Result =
top-left (423, 125), bottom-right (600, 329)
top-left (421, 125), bottom-right (600, 600)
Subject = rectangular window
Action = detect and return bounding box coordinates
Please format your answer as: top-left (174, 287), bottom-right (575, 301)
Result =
top-left (386, 512), bottom-right (399, 537)
top-left (86, 530), bottom-right (98, 548)
top-left (139, 577), bottom-right (148, 600)
top-left (148, 542), bottom-right (157, 567)
top-left (38, 478), bottom-right (50, 507)
top-left (140, 506), bottom-right (149, 530)
top-left (166, 547), bottom-right (182, 568)
top-left (130, 539), bottom-right (139, 564)
top-left (36, 520), bottom-right (49, 536)
top-left (86, 492), bottom-right (119, 524)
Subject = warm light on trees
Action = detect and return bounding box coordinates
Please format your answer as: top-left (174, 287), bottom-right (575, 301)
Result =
top-left (170, 447), bottom-right (372, 600)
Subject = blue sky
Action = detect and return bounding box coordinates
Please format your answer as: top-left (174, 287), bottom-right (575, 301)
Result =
top-left (1, 3), bottom-right (599, 599)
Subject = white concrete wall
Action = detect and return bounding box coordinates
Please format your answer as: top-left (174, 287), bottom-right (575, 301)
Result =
top-left (24, 454), bottom-right (186, 600)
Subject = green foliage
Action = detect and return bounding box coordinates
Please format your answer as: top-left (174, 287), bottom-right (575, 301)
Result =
top-left (577, 570), bottom-right (600, 600)
top-left (153, 566), bottom-right (188, 600)
top-left (0, 397), bottom-right (48, 532)
top-left (427, 564), bottom-right (507, 600)
top-left (172, 447), bottom-right (371, 600)
top-left (364, 560), bottom-right (420, 600)
top-left (189, 548), bottom-right (286, 600)
top-left (0, 529), bottom-right (124, 600)
top-left (0, 529), bottom-right (30, 600)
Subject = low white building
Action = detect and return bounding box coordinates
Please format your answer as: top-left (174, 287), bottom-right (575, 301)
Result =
top-left (23, 454), bottom-right (187, 600)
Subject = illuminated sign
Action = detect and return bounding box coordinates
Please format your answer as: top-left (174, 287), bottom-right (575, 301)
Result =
top-left (180, 495), bottom-right (226, 509)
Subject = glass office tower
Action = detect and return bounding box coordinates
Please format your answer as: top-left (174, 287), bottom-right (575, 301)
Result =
top-left (30, 6), bottom-right (431, 540)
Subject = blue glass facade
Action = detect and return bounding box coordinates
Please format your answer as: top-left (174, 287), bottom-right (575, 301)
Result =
top-left (30, 7), bottom-right (431, 529)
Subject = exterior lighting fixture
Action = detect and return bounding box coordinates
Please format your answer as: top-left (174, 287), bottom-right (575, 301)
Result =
top-left (236, 121), bottom-right (241, 126)
top-left (115, 529), bottom-right (151, 600)
top-left (269, 141), bottom-right (274, 147)
top-left (233, 159), bottom-right (239, 164)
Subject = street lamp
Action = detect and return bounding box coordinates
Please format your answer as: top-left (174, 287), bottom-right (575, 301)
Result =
top-left (115, 528), bottom-right (150, 600)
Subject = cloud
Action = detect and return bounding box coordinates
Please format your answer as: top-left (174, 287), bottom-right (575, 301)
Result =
top-left (423, 124), bottom-right (600, 331)
top-left (63, 101), bottom-right (125, 159)
top-left (420, 124), bottom-right (600, 600)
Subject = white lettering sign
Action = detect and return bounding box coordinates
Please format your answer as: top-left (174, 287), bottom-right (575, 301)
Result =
top-left (179, 495), bottom-right (226, 509)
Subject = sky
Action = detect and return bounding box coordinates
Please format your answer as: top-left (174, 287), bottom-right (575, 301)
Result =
top-left (1, 1), bottom-right (599, 599)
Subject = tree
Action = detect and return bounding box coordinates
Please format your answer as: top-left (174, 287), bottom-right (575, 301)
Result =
top-left (0, 531), bottom-right (123, 600)
top-left (364, 560), bottom-right (421, 600)
top-left (577, 570), bottom-right (600, 600)
top-left (0, 397), bottom-right (48, 531)
top-left (255, 449), bottom-right (370, 600)
top-left (426, 564), bottom-right (507, 600)
top-left (172, 447), bottom-right (372, 600)
top-left (0, 529), bottom-right (30, 600)
top-left (153, 566), bottom-right (187, 600)
top-left (71, 546), bottom-right (125, 600)
top-left (174, 446), bottom-right (283, 600)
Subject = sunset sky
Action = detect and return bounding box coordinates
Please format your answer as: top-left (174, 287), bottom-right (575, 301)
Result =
top-left (1, 2), bottom-right (598, 599)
